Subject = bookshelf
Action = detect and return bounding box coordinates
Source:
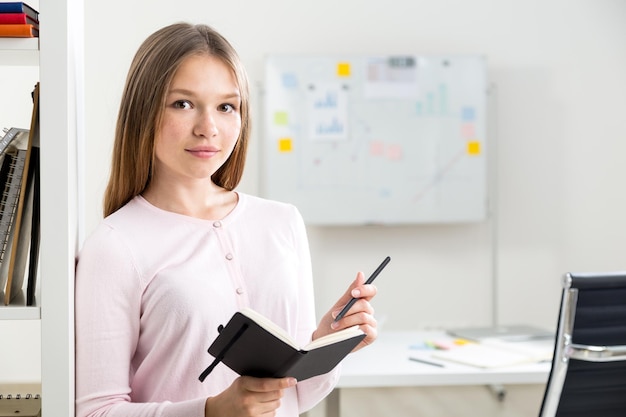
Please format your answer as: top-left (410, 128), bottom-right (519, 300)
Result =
top-left (0, 0), bottom-right (83, 415)
top-left (0, 43), bottom-right (38, 67)
top-left (0, 303), bottom-right (39, 320)
top-left (0, 47), bottom-right (39, 316)
top-left (0, 37), bottom-right (38, 50)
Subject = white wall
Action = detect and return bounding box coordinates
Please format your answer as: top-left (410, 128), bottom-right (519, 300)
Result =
top-left (82, 0), bottom-right (626, 331)
top-left (3, 0), bottom-right (626, 383)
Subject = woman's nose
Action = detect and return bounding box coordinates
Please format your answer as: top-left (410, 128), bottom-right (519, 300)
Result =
top-left (193, 110), bottom-right (218, 137)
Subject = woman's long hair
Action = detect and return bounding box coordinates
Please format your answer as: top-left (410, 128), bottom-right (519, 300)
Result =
top-left (103, 23), bottom-right (251, 217)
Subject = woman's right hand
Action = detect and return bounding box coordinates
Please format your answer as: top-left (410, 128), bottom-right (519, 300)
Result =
top-left (205, 376), bottom-right (297, 417)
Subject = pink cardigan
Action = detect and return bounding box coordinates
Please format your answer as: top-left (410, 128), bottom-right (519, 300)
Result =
top-left (75, 193), bottom-right (339, 417)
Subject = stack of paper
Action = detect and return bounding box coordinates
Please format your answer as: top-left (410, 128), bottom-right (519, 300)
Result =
top-left (431, 337), bottom-right (553, 368)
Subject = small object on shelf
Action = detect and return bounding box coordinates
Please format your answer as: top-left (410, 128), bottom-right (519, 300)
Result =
top-left (0, 2), bottom-right (39, 21)
top-left (3, 83), bottom-right (39, 306)
top-left (0, 147), bottom-right (27, 297)
top-left (0, 2), bottom-right (39, 38)
top-left (0, 392), bottom-right (41, 417)
top-left (0, 127), bottom-right (27, 156)
top-left (0, 12), bottom-right (38, 27)
top-left (0, 23), bottom-right (38, 38)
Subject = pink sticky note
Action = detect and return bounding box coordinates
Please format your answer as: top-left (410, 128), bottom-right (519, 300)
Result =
top-left (387, 144), bottom-right (403, 161)
top-left (370, 140), bottom-right (385, 156)
top-left (461, 123), bottom-right (475, 139)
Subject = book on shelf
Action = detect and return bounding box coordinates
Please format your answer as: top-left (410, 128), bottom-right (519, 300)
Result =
top-left (2, 82), bottom-right (39, 305)
top-left (0, 2), bottom-right (38, 21)
top-left (199, 307), bottom-right (366, 382)
top-left (0, 23), bottom-right (37, 37)
top-left (0, 127), bottom-right (27, 157)
top-left (25, 142), bottom-right (38, 306)
top-left (0, 12), bottom-right (38, 27)
top-left (0, 144), bottom-right (27, 301)
top-left (0, 395), bottom-right (40, 417)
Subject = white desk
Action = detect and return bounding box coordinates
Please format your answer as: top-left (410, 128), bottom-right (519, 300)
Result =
top-left (326, 331), bottom-right (551, 417)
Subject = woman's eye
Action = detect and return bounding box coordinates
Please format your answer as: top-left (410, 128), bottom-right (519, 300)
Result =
top-left (173, 100), bottom-right (192, 110)
top-left (219, 103), bottom-right (236, 113)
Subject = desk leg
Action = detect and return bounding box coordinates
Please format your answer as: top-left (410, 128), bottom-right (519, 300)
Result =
top-left (326, 388), bottom-right (340, 417)
top-left (487, 384), bottom-right (507, 402)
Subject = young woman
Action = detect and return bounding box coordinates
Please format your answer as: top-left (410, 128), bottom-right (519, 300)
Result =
top-left (75, 22), bottom-right (378, 417)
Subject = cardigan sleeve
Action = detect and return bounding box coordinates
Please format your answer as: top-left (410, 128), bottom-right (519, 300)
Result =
top-left (75, 224), bottom-right (208, 417)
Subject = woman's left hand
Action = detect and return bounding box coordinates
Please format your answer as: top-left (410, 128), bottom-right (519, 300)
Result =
top-left (313, 271), bottom-right (378, 352)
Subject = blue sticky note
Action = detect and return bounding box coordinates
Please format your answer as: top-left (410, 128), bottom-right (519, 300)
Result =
top-left (462, 106), bottom-right (475, 121)
top-left (282, 72), bottom-right (298, 89)
top-left (410, 341), bottom-right (435, 350)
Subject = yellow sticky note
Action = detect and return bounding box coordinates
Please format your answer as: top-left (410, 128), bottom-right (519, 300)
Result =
top-left (278, 138), bottom-right (293, 152)
top-left (274, 111), bottom-right (288, 125)
top-left (337, 62), bottom-right (351, 77)
top-left (467, 140), bottom-right (481, 155)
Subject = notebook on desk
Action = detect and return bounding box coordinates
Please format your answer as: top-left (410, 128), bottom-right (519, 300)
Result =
top-left (447, 325), bottom-right (554, 342)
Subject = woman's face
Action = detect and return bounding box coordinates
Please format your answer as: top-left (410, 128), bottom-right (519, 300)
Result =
top-left (153, 54), bottom-right (242, 187)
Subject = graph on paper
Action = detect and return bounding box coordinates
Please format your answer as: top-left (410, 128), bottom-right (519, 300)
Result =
top-left (262, 55), bottom-right (488, 225)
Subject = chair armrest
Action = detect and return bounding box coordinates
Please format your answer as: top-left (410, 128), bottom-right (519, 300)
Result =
top-left (566, 343), bottom-right (626, 362)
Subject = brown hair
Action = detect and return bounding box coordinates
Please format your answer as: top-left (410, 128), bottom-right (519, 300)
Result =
top-left (103, 22), bottom-right (250, 217)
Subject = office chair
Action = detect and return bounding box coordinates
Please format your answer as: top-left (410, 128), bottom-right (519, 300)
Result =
top-left (539, 272), bottom-right (626, 417)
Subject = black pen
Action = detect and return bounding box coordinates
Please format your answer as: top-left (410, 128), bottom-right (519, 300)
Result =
top-left (409, 357), bottom-right (445, 368)
top-left (333, 256), bottom-right (391, 322)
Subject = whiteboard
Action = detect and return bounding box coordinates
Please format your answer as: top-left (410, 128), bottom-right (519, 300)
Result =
top-left (261, 54), bottom-right (488, 225)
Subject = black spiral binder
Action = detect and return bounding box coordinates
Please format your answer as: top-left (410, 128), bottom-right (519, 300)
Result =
top-left (0, 391), bottom-right (41, 416)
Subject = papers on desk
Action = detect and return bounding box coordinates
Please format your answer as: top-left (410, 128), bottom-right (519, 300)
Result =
top-left (430, 337), bottom-right (554, 369)
top-left (447, 325), bottom-right (554, 342)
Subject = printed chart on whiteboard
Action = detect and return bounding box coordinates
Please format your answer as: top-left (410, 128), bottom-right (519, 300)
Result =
top-left (262, 55), bottom-right (488, 225)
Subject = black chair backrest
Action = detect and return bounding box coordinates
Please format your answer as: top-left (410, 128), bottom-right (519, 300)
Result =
top-left (539, 272), bottom-right (626, 417)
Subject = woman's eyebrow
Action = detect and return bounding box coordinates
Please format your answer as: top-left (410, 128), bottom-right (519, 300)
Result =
top-left (167, 88), bottom-right (240, 100)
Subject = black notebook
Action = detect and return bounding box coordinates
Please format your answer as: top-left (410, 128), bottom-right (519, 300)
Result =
top-left (200, 308), bottom-right (365, 382)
